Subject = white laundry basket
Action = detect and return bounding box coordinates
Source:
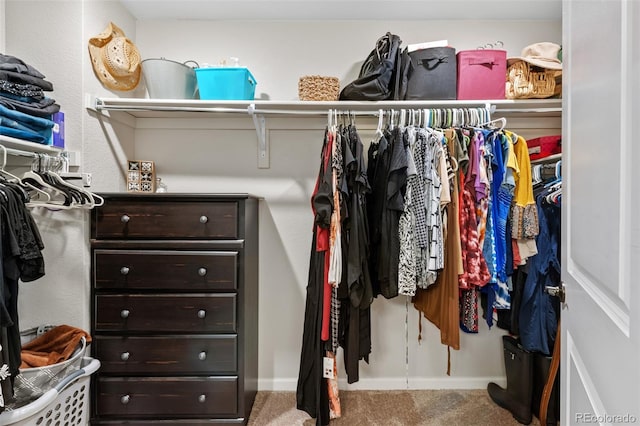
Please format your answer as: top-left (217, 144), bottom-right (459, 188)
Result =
top-left (0, 357), bottom-right (100, 426)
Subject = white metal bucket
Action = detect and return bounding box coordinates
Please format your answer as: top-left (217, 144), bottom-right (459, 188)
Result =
top-left (141, 58), bottom-right (199, 99)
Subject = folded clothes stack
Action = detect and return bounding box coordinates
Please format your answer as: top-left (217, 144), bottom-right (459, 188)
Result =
top-left (0, 53), bottom-right (60, 144)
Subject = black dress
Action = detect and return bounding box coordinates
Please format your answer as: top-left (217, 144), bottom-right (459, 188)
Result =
top-left (296, 129), bottom-right (332, 425)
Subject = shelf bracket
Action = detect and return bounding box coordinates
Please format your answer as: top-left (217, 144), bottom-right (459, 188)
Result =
top-left (248, 103), bottom-right (269, 169)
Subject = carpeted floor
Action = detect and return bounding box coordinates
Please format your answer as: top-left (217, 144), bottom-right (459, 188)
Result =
top-left (247, 390), bottom-right (542, 425)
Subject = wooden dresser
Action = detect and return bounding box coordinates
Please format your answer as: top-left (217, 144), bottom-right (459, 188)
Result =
top-left (90, 193), bottom-right (259, 425)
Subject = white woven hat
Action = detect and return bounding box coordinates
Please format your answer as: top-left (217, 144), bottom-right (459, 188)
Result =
top-left (88, 22), bottom-right (141, 91)
top-left (507, 42), bottom-right (562, 70)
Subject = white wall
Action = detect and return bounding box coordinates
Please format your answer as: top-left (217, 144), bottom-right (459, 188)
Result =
top-left (5, 0), bottom-right (562, 392)
top-left (6, 0), bottom-right (89, 332)
top-left (134, 19), bottom-right (562, 101)
top-left (83, 1), bottom-right (143, 192)
top-left (0, 0), bottom-right (5, 52)
top-left (127, 19), bottom-right (562, 391)
top-left (5, 0), bottom-right (135, 335)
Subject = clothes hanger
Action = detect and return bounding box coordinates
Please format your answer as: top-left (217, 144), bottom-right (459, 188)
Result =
top-left (545, 184), bottom-right (562, 205)
top-left (23, 154), bottom-right (75, 208)
top-left (0, 145), bottom-right (54, 203)
top-left (478, 117), bottom-right (507, 130)
top-left (532, 164), bottom-right (542, 185)
top-left (0, 144), bottom-right (26, 183)
top-left (38, 153), bottom-right (104, 208)
top-left (45, 169), bottom-right (91, 206)
top-left (375, 109), bottom-right (384, 139)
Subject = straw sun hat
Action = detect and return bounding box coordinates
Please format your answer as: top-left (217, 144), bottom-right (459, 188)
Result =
top-left (88, 22), bottom-right (141, 91)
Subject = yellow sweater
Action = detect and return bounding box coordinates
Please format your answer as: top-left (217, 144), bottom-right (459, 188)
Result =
top-left (506, 130), bottom-right (539, 239)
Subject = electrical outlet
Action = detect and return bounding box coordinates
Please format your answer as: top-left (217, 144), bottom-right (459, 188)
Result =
top-left (82, 173), bottom-right (92, 187)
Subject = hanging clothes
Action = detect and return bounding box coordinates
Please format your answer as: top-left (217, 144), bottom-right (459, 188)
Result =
top-left (299, 108), bottom-right (556, 413)
top-left (367, 126), bottom-right (407, 299)
top-left (0, 180), bottom-right (46, 408)
top-left (398, 126), bottom-right (419, 297)
top-left (297, 129), bottom-right (332, 425)
top-left (508, 130), bottom-right (540, 260)
top-left (297, 122), bottom-right (372, 425)
top-left (423, 128), bottom-right (446, 287)
top-left (518, 178), bottom-right (562, 355)
top-left (338, 124), bottom-right (372, 385)
top-left (413, 128), bottom-right (463, 372)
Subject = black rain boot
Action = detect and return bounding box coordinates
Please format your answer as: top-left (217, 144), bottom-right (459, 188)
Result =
top-left (487, 335), bottom-right (534, 424)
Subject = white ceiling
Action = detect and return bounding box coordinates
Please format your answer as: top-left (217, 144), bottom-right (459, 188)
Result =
top-left (119, 0), bottom-right (562, 21)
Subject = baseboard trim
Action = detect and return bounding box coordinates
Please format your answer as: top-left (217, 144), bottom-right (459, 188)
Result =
top-left (258, 376), bottom-right (507, 392)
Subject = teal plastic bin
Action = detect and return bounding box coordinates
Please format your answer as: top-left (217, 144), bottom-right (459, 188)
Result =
top-left (195, 67), bottom-right (257, 100)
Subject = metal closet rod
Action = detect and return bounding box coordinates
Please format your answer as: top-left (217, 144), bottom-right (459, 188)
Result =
top-left (6, 146), bottom-right (40, 158)
top-left (93, 97), bottom-right (562, 116)
top-left (94, 98), bottom-right (498, 116)
top-left (248, 105), bottom-right (494, 117)
top-left (248, 109), bottom-right (492, 116)
top-left (0, 145), bottom-right (58, 159)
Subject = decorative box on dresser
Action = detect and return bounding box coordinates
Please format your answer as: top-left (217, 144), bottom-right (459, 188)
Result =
top-left (90, 193), bottom-right (259, 425)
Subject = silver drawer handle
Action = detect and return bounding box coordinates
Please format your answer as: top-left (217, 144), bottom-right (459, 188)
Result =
top-left (121, 214), bottom-right (130, 223)
top-left (121, 395), bottom-right (130, 405)
top-left (197, 309), bottom-right (206, 319)
top-left (198, 267), bottom-right (207, 276)
top-left (120, 266), bottom-right (130, 275)
top-left (121, 352), bottom-right (130, 361)
top-left (198, 351), bottom-right (207, 361)
top-left (120, 309), bottom-right (130, 319)
top-left (199, 215), bottom-right (208, 224)
top-left (198, 394), bottom-right (206, 403)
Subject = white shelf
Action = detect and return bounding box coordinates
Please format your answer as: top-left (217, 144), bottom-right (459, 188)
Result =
top-left (91, 97), bottom-right (562, 118)
top-left (89, 97), bottom-right (562, 169)
top-left (0, 135), bottom-right (64, 157)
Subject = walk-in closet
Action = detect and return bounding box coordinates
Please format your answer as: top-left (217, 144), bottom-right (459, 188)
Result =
top-left (0, 0), bottom-right (638, 425)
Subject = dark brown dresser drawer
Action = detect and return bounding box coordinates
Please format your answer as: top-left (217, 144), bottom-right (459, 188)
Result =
top-left (95, 335), bottom-right (238, 374)
top-left (94, 200), bottom-right (238, 239)
top-left (95, 294), bottom-right (236, 333)
top-left (94, 250), bottom-right (238, 291)
top-left (95, 376), bottom-right (238, 417)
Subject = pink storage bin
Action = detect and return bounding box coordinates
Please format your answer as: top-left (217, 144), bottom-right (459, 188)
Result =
top-left (456, 49), bottom-right (507, 100)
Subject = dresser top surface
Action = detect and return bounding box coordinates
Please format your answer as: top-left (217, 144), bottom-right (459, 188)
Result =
top-left (97, 193), bottom-right (261, 201)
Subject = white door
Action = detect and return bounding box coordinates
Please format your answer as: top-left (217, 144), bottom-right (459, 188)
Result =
top-left (562, 0), bottom-right (640, 424)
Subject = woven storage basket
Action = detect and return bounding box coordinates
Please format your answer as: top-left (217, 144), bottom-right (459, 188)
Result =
top-left (298, 75), bottom-right (340, 101)
top-left (506, 60), bottom-right (560, 99)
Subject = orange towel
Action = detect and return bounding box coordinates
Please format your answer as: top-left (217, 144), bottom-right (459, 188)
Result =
top-left (20, 325), bottom-right (92, 369)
